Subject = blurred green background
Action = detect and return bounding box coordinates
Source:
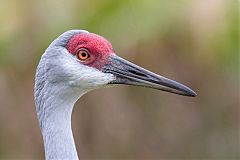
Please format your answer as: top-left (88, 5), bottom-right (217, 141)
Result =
top-left (0, 0), bottom-right (238, 159)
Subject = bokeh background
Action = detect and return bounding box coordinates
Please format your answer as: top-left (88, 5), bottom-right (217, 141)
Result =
top-left (0, 0), bottom-right (238, 159)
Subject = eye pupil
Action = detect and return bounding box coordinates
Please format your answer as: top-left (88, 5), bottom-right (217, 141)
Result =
top-left (81, 52), bottom-right (86, 57)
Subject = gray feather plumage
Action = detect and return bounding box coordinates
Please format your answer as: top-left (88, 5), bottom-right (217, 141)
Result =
top-left (34, 30), bottom-right (114, 160)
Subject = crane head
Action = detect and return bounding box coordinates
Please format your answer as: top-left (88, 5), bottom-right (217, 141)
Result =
top-left (40, 30), bottom-right (196, 97)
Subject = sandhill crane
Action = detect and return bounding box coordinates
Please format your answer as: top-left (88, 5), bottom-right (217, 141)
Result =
top-left (34, 30), bottom-right (196, 159)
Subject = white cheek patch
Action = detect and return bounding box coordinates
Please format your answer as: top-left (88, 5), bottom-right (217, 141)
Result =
top-left (73, 66), bottom-right (115, 88)
top-left (44, 47), bottom-right (116, 90)
top-left (63, 56), bottom-right (116, 89)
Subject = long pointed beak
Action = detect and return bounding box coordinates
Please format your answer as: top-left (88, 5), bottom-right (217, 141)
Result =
top-left (103, 55), bottom-right (196, 97)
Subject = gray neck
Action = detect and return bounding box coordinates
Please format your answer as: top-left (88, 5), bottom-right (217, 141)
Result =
top-left (40, 97), bottom-right (78, 160)
top-left (35, 79), bottom-right (84, 160)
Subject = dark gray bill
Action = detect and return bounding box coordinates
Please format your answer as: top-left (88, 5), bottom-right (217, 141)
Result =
top-left (103, 55), bottom-right (197, 97)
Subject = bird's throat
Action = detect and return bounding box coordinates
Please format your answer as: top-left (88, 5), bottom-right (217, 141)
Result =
top-left (35, 78), bottom-right (84, 159)
top-left (39, 97), bottom-right (79, 159)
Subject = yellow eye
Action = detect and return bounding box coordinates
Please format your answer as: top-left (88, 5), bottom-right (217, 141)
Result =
top-left (76, 49), bottom-right (90, 61)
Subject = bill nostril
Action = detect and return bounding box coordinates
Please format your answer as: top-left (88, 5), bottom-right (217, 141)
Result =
top-left (128, 69), bottom-right (146, 77)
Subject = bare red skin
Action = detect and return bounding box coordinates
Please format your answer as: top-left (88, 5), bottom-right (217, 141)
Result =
top-left (66, 33), bottom-right (114, 70)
